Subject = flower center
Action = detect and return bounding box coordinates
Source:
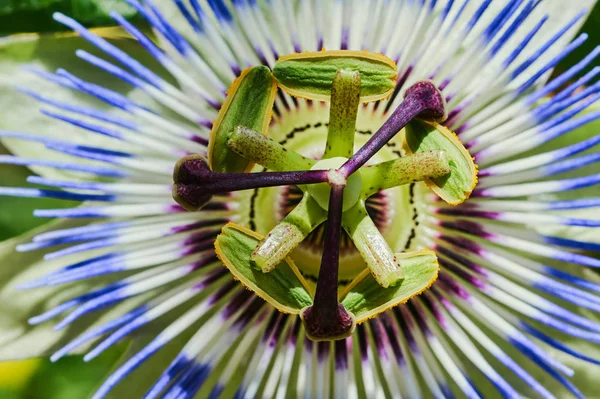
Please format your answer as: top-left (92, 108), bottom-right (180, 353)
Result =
top-left (256, 108), bottom-right (413, 281)
top-left (176, 51), bottom-right (477, 341)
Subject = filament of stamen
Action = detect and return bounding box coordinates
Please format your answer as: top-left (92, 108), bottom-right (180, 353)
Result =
top-left (251, 194), bottom-right (327, 273)
top-left (323, 70), bottom-right (361, 159)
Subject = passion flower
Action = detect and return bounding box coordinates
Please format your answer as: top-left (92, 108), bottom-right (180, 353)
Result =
top-left (0, 1), bottom-right (599, 398)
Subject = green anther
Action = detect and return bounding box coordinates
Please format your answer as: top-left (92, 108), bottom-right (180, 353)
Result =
top-left (216, 223), bottom-right (314, 314)
top-left (251, 194), bottom-right (327, 273)
top-left (273, 50), bottom-right (397, 102)
top-left (342, 202), bottom-right (404, 288)
top-left (404, 120), bottom-right (478, 205)
top-left (360, 150), bottom-right (451, 198)
top-left (227, 126), bottom-right (315, 172)
top-left (323, 69), bottom-right (361, 159)
top-left (307, 157), bottom-right (362, 211)
top-left (208, 66), bottom-right (277, 173)
top-left (340, 250), bottom-right (439, 323)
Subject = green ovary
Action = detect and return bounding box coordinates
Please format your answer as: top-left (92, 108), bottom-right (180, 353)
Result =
top-left (236, 104), bottom-right (423, 281)
top-left (308, 157), bottom-right (362, 212)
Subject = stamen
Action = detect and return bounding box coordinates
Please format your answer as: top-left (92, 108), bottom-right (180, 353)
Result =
top-left (301, 184), bottom-right (356, 341)
top-left (173, 155), bottom-right (328, 211)
top-left (251, 194), bottom-right (327, 273)
top-left (360, 150), bottom-right (450, 198)
top-left (343, 203), bottom-right (404, 288)
top-left (339, 80), bottom-right (447, 177)
top-left (227, 126), bottom-right (315, 172)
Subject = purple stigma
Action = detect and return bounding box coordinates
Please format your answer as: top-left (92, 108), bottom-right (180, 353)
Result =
top-left (173, 155), bottom-right (329, 211)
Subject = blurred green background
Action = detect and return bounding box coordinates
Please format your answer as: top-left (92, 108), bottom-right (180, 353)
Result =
top-left (0, 1), bottom-right (599, 398)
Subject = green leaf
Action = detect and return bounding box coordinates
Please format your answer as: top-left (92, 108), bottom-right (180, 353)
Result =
top-left (273, 50), bottom-right (397, 102)
top-left (0, 0), bottom-right (61, 15)
top-left (22, 343), bottom-right (127, 399)
top-left (0, 35), bottom-right (168, 361)
top-left (215, 223), bottom-right (313, 314)
top-left (0, 1), bottom-right (138, 34)
top-left (404, 120), bottom-right (477, 205)
top-left (208, 66), bottom-right (277, 173)
top-left (70, 0), bottom-right (136, 22)
top-left (340, 249), bottom-right (439, 323)
top-left (0, 358), bottom-right (41, 394)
